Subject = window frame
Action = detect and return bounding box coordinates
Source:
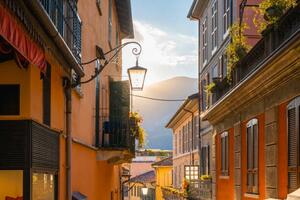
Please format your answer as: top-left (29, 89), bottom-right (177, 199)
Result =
top-left (202, 16), bottom-right (208, 66)
top-left (108, 0), bottom-right (113, 48)
top-left (211, 0), bottom-right (218, 54)
top-left (223, 0), bottom-right (231, 38)
top-left (220, 131), bottom-right (229, 176)
top-left (201, 145), bottom-right (210, 175)
top-left (287, 97), bottom-right (300, 192)
top-left (246, 118), bottom-right (259, 194)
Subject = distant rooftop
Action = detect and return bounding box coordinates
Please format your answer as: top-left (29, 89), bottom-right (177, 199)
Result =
top-left (130, 170), bottom-right (155, 183)
top-left (152, 156), bottom-right (173, 167)
top-left (132, 156), bottom-right (157, 163)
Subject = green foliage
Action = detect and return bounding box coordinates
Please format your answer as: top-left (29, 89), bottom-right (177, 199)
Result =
top-left (130, 112), bottom-right (147, 149)
top-left (205, 82), bottom-right (216, 96)
top-left (226, 22), bottom-right (250, 81)
top-left (254, 0), bottom-right (297, 32)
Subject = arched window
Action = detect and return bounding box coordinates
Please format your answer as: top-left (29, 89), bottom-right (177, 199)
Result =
top-left (287, 97), bottom-right (300, 192)
top-left (246, 118), bottom-right (259, 194)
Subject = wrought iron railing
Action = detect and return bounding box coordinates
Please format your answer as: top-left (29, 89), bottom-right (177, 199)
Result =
top-left (161, 187), bottom-right (186, 200)
top-left (199, 179), bottom-right (212, 200)
top-left (213, 5), bottom-right (300, 104)
top-left (102, 119), bottom-right (136, 153)
top-left (39, 0), bottom-right (82, 61)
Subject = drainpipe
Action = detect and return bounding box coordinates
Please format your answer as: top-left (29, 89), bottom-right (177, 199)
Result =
top-left (64, 77), bottom-right (72, 200)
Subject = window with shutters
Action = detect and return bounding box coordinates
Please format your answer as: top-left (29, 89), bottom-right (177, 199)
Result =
top-left (202, 16), bottom-right (208, 65)
top-left (188, 121), bottom-right (192, 151)
top-left (201, 78), bottom-right (207, 111)
top-left (193, 116), bottom-right (199, 150)
top-left (221, 131), bottom-right (229, 176)
top-left (246, 119), bottom-right (259, 194)
top-left (211, 0), bottom-right (218, 54)
top-left (179, 130), bottom-right (182, 154)
top-left (182, 126), bottom-right (185, 153)
top-left (287, 97), bottom-right (300, 193)
top-left (223, 0), bottom-right (231, 37)
top-left (43, 63), bottom-right (51, 126)
top-left (201, 145), bottom-right (210, 175)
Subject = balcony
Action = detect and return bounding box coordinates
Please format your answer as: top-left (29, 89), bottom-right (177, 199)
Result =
top-left (199, 179), bottom-right (212, 200)
top-left (213, 5), bottom-right (300, 105)
top-left (97, 80), bottom-right (136, 163)
top-left (161, 186), bottom-right (186, 200)
top-left (38, 0), bottom-right (82, 62)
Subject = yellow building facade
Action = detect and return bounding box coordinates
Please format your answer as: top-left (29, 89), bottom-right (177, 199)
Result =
top-left (152, 157), bottom-right (173, 200)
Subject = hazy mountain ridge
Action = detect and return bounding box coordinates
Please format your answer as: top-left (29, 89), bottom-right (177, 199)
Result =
top-left (133, 76), bottom-right (197, 150)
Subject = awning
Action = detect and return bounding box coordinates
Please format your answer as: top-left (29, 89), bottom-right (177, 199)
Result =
top-left (0, 4), bottom-right (46, 72)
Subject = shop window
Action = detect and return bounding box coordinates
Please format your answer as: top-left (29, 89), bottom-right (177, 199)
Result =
top-left (0, 85), bottom-right (20, 115)
top-left (32, 173), bottom-right (56, 200)
top-left (0, 170), bottom-right (23, 200)
top-left (201, 145), bottom-right (210, 175)
top-left (287, 97), bottom-right (300, 192)
top-left (246, 119), bottom-right (259, 194)
top-left (221, 131), bottom-right (229, 176)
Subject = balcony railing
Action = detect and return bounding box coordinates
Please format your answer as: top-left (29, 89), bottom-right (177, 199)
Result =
top-left (213, 5), bottom-right (300, 104)
top-left (199, 179), bottom-right (212, 200)
top-left (102, 119), bottom-right (135, 153)
top-left (161, 187), bottom-right (186, 200)
top-left (39, 0), bottom-right (82, 61)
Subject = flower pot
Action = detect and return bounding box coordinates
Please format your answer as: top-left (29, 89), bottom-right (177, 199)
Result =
top-left (264, 5), bottom-right (283, 21)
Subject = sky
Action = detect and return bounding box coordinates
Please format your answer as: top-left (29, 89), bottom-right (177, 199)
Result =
top-left (122, 0), bottom-right (198, 85)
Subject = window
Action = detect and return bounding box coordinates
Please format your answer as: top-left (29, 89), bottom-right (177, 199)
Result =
top-left (220, 54), bottom-right (228, 78)
top-left (193, 116), bottom-right (199, 149)
top-left (201, 145), bottom-right (210, 175)
top-left (179, 130), bottom-right (182, 154)
top-left (287, 97), bottom-right (300, 192)
top-left (221, 131), bottom-right (229, 176)
top-left (201, 78), bottom-right (207, 111)
top-left (212, 64), bottom-right (219, 79)
top-left (202, 16), bottom-right (208, 65)
top-left (0, 85), bottom-right (20, 115)
top-left (43, 63), bottom-right (51, 126)
top-left (174, 133), bottom-right (177, 155)
top-left (108, 0), bottom-right (113, 47)
top-left (211, 0), bottom-right (218, 53)
top-left (246, 119), bottom-right (259, 194)
top-left (32, 172), bottom-right (56, 200)
top-left (223, 0), bottom-right (231, 36)
top-left (188, 121), bottom-right (192, 151)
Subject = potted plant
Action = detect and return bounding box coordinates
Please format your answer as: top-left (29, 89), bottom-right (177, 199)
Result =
top-left (225, 22), bottom-right (250, 81)
top-left (254, 0), bottom-right (297, 32)
top-left (129, 112), bottom-right (146, 148)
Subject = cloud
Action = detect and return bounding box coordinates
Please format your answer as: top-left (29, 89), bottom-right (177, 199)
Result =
top-left (122, 20), bottom-right (197, 84)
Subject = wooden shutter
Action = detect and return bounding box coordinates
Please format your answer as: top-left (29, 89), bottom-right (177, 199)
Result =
top-left (287, 98), bottom-right (300, 192)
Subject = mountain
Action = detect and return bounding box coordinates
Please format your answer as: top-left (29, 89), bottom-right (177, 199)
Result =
top-left (133, 76), bottom-right (198, 150)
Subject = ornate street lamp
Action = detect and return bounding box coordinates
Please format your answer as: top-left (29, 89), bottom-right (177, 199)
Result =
top-left (127, 59), bottom-right (147, 91)
top-left (73, 41), bottom-right (146, 88)
top-left (141, 186), bottom-right (149, 196)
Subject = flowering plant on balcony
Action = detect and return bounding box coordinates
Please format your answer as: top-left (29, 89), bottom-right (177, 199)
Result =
top-left (205, 82), bottom-right (216, 96)
top-left (254, 0), bottom-right (297, 33)
top-left (182, 178), bottom-right (190, 196)
top-left (129, 112), bottom-right (146, 149)
top-left (200, 174), bottom-right (212, 181)
top-left (226, 22), bottom-right (250, 81)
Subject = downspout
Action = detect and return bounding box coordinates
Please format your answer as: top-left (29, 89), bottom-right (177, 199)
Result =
top-left (64, 77), bottom-right (72, 200)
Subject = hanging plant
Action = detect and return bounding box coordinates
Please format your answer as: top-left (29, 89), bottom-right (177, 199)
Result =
top-left (129, 112), bottom-right (146, 149)
top-left (225, 22), bottom-right (250, 81)
top-left (254, 0), bottom-right (297, 32)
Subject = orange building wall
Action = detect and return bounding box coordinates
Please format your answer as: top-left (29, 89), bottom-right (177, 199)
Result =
top-left (72, 144), bottom-right (121, 200)
top-left (216, 128), bottom-right (234, 200)
top-left (241, 114), bottom-right (265, 200)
